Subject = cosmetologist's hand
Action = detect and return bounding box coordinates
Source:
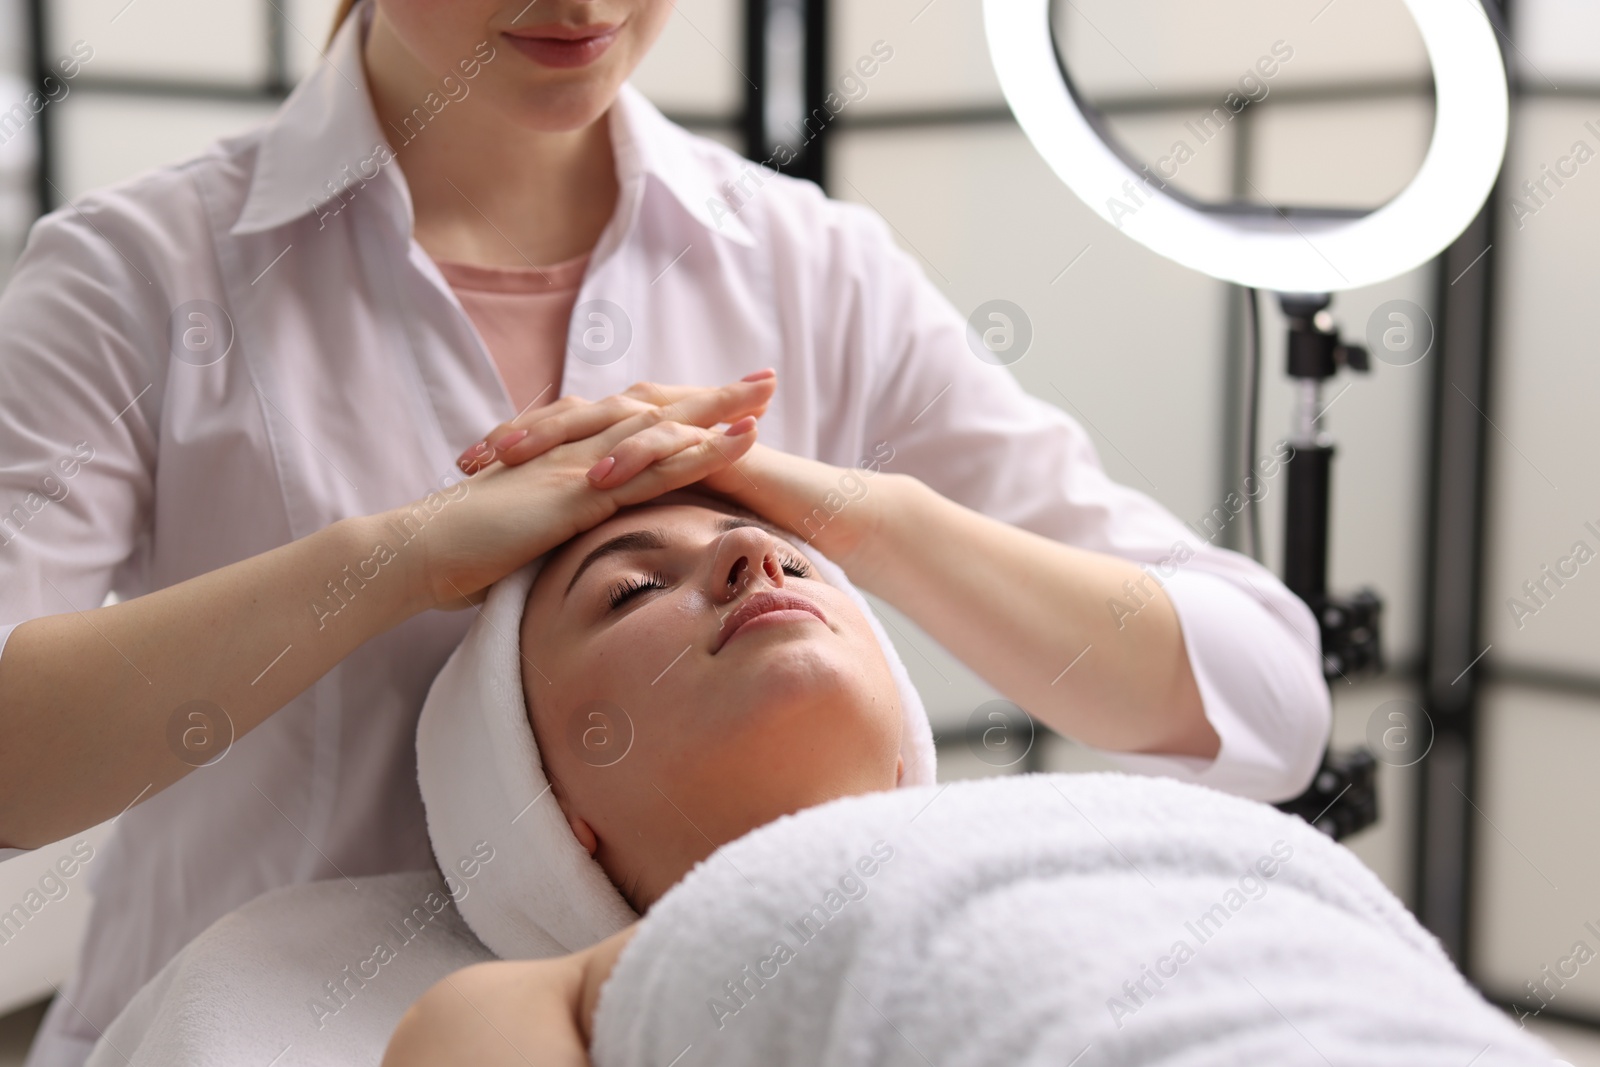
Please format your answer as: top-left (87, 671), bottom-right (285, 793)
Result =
top-left (454, 372), bottom-right (776, 475)
top-left (387, 376), bottom-right (775, 612)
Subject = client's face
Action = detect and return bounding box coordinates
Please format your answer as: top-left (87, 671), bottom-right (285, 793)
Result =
top-left (520, 489), bottom-right (904, 911)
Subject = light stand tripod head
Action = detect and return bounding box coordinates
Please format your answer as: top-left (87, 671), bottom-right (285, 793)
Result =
top-left (1270, 293), bottom-right (1383, 838)
top-left (1278, 291), bottom-right (1382, 678)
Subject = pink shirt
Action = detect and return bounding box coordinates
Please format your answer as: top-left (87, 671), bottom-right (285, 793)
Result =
top-left (0, 0), bottom-right (1328, 1060)
top-left (433, 252), bottom-right (590, 414)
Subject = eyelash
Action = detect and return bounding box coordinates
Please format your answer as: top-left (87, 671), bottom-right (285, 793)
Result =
top-left (605, 553), bottom-right (813, 611)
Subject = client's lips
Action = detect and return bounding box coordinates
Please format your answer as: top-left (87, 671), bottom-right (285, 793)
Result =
top-left (502, 23), bottom-right (621, 68)
top-left (713, 590), bottom-right (828, 654)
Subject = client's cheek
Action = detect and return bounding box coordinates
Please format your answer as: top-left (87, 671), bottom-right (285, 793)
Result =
top-left (542, 693), bottom-right (638, 775)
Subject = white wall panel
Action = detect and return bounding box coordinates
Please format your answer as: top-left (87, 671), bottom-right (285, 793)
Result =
top-left (1249, 95), bottom-right (1433, 209)
top-left (1328, 676), bottom-right (1419, 906)
top-left (832, 122), bottom-right (1231, 530)
top-left (50, 0), bottom-right (268, 87)
top-left (1475, 684), bottom-right (1600, 1018)
top-left (697, 125), bottom-right (741, 153)
top-left (57, 93), bottom-right (276, 202)
top-left (1525, 1020), bottom-right (1600, 1067)
top-left (1515, 0), bottom-right (1600, 86)
top-left (1056, 0), bottom-right (1428, 100)
top-left (835, 0), bottom-right (1429, 118)
top-left (1098, 104), bottom-right (1240, 210)
top-left (0, 55), bottom-right (34, 281)
top-left (1483, 99), bottom-right (1600, 674)
top-left (831, 0), bottom-right (1001, 114)
top-left (629, 0), bottom-right (743, 115)
top-left (286, 0), bottom-right (345, 81)
top-left (0, 0), bottom-right (24, 75)
top-left (837, 0), bottom-right (1430, 119)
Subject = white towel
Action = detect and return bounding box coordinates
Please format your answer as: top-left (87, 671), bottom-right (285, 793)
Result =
top-left (591, 772), bottom-right (1562, 1067)
top-left (82, 871), bottom-right (496, 1067)
top-left (416, 539), bottom-right (937, 960)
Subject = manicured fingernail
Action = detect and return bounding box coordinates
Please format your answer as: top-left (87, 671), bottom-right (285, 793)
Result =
top-left (492, 429), bottom-right (528, 452)
top-left (725, 416), bottom-right (756, 436)
top-left (459, 440), bottom-right (489, 461)
top-left (587, 455), bottom-right (617, 482)
top-left (741, 368), bottom-right (775, 381)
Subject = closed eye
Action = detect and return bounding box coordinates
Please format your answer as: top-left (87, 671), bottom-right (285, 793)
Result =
top-left (604, 553), bottom-right (813, 612)
top-left (607, 570), bottom-right (669, 610)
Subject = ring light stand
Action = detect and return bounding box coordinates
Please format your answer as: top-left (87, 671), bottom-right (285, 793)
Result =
top-left (984, 0), bottom-right (1510, 838)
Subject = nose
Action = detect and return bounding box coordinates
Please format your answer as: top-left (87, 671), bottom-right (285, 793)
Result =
top-left (706, 525), bottom-right (787, 607)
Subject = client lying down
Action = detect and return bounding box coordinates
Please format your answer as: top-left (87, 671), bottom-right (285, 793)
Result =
top-left (388, 488), bottom-right (1558, 1067)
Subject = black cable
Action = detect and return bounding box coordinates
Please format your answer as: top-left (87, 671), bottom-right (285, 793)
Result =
top-left (25, 0), bottom-right (50, 216)
top-left (1243, 287), bottom-right (1263, 563)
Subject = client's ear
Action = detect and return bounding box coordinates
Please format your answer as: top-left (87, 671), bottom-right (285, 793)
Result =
top-left (569, 814), bottom-right (600, 857)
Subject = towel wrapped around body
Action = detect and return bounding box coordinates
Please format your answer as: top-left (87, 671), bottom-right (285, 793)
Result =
top-left (591, 772), bottom-right (1558, 1067)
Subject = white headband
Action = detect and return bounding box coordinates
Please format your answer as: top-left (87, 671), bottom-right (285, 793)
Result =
top-left (416, 533), bottom-right (937, 959)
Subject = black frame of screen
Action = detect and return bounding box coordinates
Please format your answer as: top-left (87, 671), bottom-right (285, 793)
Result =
top-left (16, 0), bottom-right (1599, 1034)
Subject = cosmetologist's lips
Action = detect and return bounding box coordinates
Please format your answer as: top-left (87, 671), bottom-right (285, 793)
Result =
top-left (501, 23), bottom-right (621, 68)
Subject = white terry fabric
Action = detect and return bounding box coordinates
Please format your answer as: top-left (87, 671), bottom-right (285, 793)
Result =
top-left (592, 773), bottom-right (1561, 1067)
top-left (416, 544), bottom-right (937, 960)
top-left (83, 872), bottom-right (495, 1067)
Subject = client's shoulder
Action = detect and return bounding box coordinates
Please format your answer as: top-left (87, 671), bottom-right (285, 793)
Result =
top-left (383, 956), bottom-right (588, 1067)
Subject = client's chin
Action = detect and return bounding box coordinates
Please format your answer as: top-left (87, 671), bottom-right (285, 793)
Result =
top-left (700, 652), bottom-right (903, 815)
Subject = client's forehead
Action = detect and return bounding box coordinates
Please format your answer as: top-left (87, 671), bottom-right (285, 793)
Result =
top-left (635, 489), bottom-right (770, 531)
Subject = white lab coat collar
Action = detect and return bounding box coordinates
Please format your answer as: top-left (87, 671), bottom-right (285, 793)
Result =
top-left (229, 0), bottom-right (755, 247)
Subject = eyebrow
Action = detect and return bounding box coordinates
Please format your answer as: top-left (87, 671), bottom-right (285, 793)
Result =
top-left (563, 515), bottom-right (801, 599)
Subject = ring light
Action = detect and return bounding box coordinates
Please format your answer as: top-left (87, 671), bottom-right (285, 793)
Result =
top-left (984, 0), bottom-right (1510, 292)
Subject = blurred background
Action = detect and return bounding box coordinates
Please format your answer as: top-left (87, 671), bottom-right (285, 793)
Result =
top-left (1, 0), bottom-right (1597, 1059)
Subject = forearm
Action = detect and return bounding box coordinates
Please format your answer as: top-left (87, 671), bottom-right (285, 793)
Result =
top-left (0, 509), bottom-right (429, 849)
top-left (852, 476), bottom-right (1217, 758)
